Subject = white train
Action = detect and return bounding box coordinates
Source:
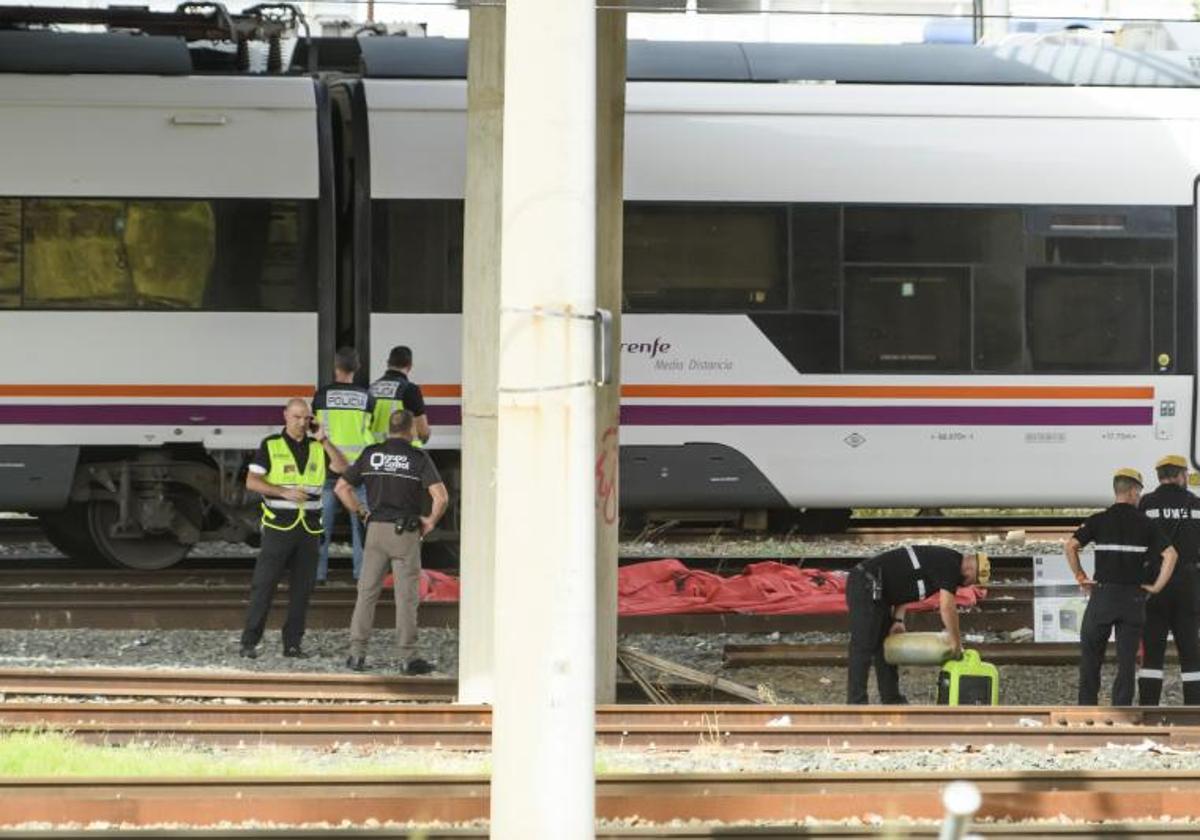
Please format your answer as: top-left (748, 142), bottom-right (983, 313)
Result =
top-left (2, 26), bottom-right (1198, 566)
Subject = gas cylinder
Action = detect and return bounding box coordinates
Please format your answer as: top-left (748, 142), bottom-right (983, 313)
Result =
top-left (883, 631), bottom-right (955, 666)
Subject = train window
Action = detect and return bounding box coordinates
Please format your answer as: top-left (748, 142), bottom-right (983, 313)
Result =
top-left (0, 198), bottom-right (317, 311)
top-left (1027, 269), bottom-right (1151, 371)
top-left (843, 267), bottom-right (970, 372)
top-left (372, 200), bottom-right (463, 314)
top-left (844, 207), bottom-right (1016, 264)
top-left (623, 204), bottom-right (786, 312)
top-left (1154, 268), bottom-right (1175, 372)
top-left (972, 264), bottom-right (1026, 372)
top-left (790, 205), bottom-right (840, 312)
top-left (0, 199), bottom-right (18, 307)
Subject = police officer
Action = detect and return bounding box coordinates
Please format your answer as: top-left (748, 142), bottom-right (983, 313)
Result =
top-left (845, 545), bottom-right (990, 704)
top-left (336, 409), bottom-right (448, 674)
top-left (240, 399), bottom-right (348, 659)
top-left (1138, 455), bottom-right (1200, 705)
top-left (369, 346), bottom-right (430, 446)
top-left (1067, 467), bottom-right (1177, 706)
top-left (312, 347), bottom-right (375, 582)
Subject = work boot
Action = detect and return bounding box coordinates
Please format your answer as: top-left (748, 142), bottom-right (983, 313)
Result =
top-left (239, 646), bottom-right (258, 659)
top-left (283, 646), bottom-right (310, 659)
top-left (402, 658), bottom-right (434, 676)
top-left (345, 655), bottom-right (367, 672)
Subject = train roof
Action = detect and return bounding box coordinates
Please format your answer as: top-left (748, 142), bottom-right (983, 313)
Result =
top-left (0, 31), bottom-right (192, 75)
top-left (357, 38), bottom-right (1200, 88)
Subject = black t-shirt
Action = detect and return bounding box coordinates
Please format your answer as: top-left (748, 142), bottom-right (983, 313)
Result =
top-left (1140, 483), bottom-right (1200, 573)
top-left (369, 370), bottom-right (426, 417)
top-left (341, 437), bottom-right (443, 522)
top-left (863, 545), bottom-right (964, 606)
top-left (1073, 502), bottom-right (1170, 585)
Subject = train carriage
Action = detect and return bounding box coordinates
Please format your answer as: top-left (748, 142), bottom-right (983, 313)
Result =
top-left (0, 28), bottom-right (336, 567)
top-left (4, 27), bottom-right (1200, 566)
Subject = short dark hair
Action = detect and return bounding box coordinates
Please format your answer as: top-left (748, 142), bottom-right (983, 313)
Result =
top-left (389, 409), bottom-right (415, 436)
top-left (334, 346), bottom-right (360, 374)
top-left (1158, 465), bottom-right (1188, 482)
top-left (1114, 475), bottom-right (1142, 495)
top-left (387, 345), bottom-right (413, 369)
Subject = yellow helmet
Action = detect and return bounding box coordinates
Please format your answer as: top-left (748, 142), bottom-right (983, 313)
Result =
top-left (975, 552), bottom-right (991, 585)
top-left (1114, 467), bottom-right (1144, 487)
top-left (1156, 455), bottom-right (1188, 470)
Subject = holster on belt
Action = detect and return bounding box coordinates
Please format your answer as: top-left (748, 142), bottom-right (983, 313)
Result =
top-left (856, 563), bottom-right (884, 603)
top-left (394, 515), bottom-right (422, 535)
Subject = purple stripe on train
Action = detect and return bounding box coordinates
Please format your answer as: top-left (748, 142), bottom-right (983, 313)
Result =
top-left (0, 403), bottom-right (1153, 427)
top-left (621, 404), bottom-right (1154, 426)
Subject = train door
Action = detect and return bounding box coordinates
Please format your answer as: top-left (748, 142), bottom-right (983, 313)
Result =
top-left (321, 79), bottom-right (371, 385)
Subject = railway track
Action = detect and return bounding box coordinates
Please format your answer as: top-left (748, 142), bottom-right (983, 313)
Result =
top-left (0, 827), bottom-right (1195, 840)
top-left (723, 641), bottom-right (1150, 668)
top-left (6, 699), bottom-right (1200, 750)
top-left (0, 770), bottom-right (1198, 827)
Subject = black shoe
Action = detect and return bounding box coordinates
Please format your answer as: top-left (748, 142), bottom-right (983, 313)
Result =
top-left (345, 655), bottom-right (367, 672)
top-left (403, 658), bottom-right (434, 676)
top-left (239, 646), bottom-right (258, 659)
top-left (283, 646), bottom-right (310, 659)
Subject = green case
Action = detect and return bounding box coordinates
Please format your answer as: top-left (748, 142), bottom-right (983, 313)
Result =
top-left (936, 649), bottom-right (999, 706)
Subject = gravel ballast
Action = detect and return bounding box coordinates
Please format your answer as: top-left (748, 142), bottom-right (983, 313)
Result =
top-left (0, 626), bottom-right (1192, 707)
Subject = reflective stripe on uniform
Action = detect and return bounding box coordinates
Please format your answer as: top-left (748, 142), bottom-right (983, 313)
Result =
top-left (1182, 672), bottom-right (1200, 683)
top-left (263, 499), bottom-right (323, 511)
top-left (905, 545), bottom-right (926, 600)
top-left (1138, 668), bottom-right (1165, 680)
top-left (1093, 544), bottom-right (1148, 552)
top-left (261, 437), bottom-right (326, 534)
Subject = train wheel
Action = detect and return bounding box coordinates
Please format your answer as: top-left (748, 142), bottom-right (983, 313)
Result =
top-left (86, 496), bottom-right (198, 571)
top-left (39, 506), bottom-right (107, 566)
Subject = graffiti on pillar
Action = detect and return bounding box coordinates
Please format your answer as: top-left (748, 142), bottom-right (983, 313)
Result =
top-left (595, 425), bottom-right (618, 525)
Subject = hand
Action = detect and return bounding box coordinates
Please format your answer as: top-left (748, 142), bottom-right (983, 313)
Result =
top-left (419, 516), bottom-right (435, 537)
top-left (311, 420), bottom-right (328, 442)
top-left (1142, 583), bottom-right (1159, 595)
top-left (951, 642), bottom-right (964, 660)
top-left (1078, 577), bottom-right (1096, 592)
top-left (281, 487), bottom-right (309, 503)
top-left (357, 508), bottom-right (371, 523)
top-left (888, 620), bottom-right (906, 636)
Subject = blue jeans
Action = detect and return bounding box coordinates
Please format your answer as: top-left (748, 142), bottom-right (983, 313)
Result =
top-left (318, 480), bottom-right (367, 581)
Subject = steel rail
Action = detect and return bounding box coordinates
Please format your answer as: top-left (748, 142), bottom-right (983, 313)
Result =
top-left (723, 641), bottom-right (1167, 668)
top-left (3, 771), bottom-right (1200, 825)
top-left (7, 697), bottom-right (1200, 749)
top-left (0, 825), bottom-right (1196, 839)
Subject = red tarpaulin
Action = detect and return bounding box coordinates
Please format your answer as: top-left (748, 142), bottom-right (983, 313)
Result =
top-left (406, 558), bottom-right (985, 616)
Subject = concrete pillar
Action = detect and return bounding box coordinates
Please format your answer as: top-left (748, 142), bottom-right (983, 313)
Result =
top-left (594, 6), bottom-right (626, 705)
top-left (457, 3), bottom-right (504, 706)
top-left (490, 0), bottom-right (597, 835)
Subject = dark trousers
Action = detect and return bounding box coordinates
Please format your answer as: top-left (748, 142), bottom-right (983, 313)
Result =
top-left (240, 525), bottom-right (320, 650)
top-left (1079, 583), bottom-right (1147, 706)
top-left (1139, 567), bottom-right (1200, 705)
top-left (846, 568), bottom-right (905, 705)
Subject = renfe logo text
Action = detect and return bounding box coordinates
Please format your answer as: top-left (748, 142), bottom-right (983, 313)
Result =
top-left (620, 337), bottom-right (672, 359)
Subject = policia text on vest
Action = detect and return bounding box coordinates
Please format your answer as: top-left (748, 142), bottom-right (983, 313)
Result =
top-left (313, 347), bottom-right (377, 582)
top-left (239, 399), bottom-right (349, 660)
top-left (1066, 467), bottom-right (1177, 707)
